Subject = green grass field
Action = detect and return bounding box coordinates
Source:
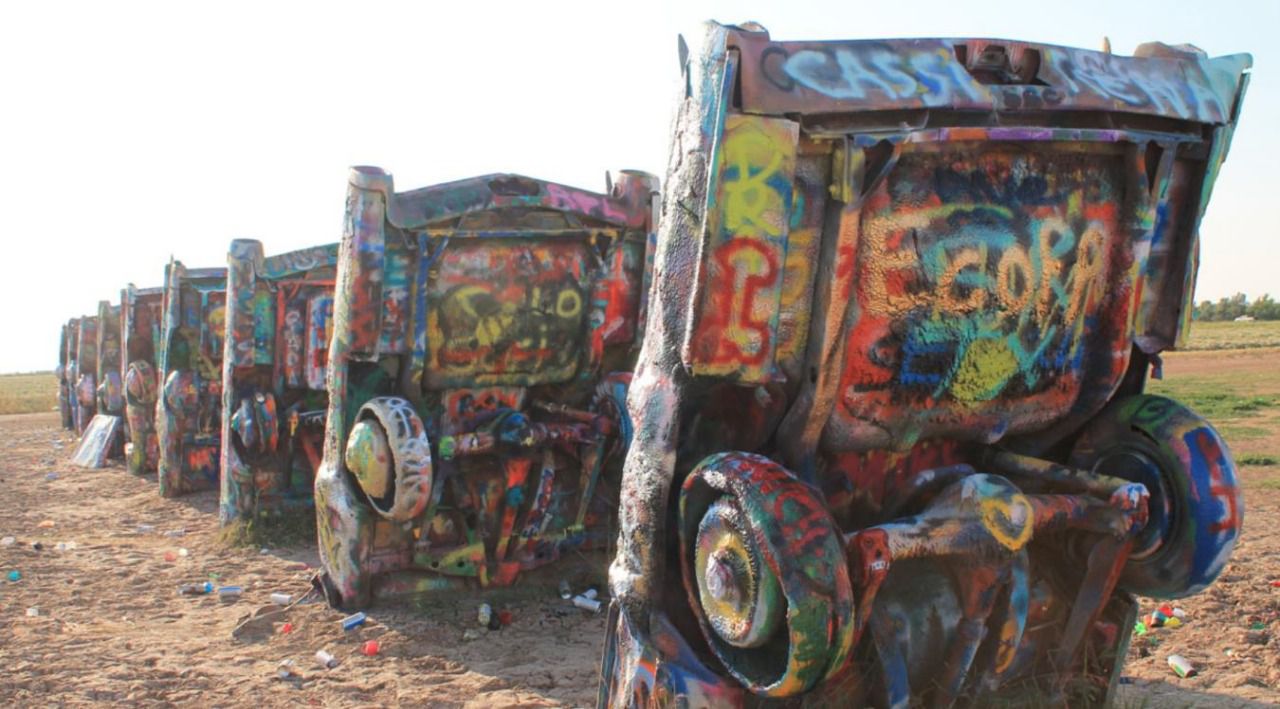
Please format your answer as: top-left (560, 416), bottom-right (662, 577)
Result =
top-left (1181, 319), bottom-right (1280, 351)
top-left (0, 371), bottom-right (58, 416)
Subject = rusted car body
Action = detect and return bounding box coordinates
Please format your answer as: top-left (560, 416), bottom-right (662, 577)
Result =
top-left (72, 314), bottom-right (100, 434)
top-left (156, 261), bottom-right (228, 497)
top-left (314, 167), bottom-right (658, 608)
top-left (122, 284), bottom-right (165, 474)
top-left (220, 240), bottom-right (339, 524)
top-left (601, 23), bottom-right (1250, 707)
top-left (57, 320), bottom-right (76, 430)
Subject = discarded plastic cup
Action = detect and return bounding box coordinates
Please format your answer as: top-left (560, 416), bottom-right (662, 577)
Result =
top-left (572, 594), bottom-right (602, 614)
top-left (218, 586), bottom-right (243, 599)
top-left (477, 603), bottom-right (492, 627)
top-left (315, 649), bottom-right (338, 669)
top-left (270, 592), bottom-right (292, 605)
top-left (1167, 654), bottom-right (1196, 678)
top-left (342, 611), bottom-right (367, 631)
top-left (362, 640), bottom-right (380, 657)
top-left (179, 582), bottom-right (214, 596)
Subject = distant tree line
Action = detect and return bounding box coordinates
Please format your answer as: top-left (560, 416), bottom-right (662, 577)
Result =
top-left (1193, 293), bottom-right (1280, 321)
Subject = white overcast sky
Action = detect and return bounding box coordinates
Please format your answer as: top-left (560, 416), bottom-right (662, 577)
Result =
top-left (1, 0), bottom-right (1275, 373)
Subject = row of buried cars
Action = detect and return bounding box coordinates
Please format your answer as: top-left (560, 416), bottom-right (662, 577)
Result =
top-left (50, 22), bottom-right (1253, 708)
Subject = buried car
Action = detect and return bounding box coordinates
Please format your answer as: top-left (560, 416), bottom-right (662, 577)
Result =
top-left (600, 23), bottom-right (1250, 708)
top-left (122, 283), bottom-right (165, 474)
top-left (220, 240), bottom-right (339, 524)
top-left (314, 167), bottom-right (658, 608)
top-left (95, 299), bottom-right (125, 426)
top-left (156, 260), bottom-right (228, 497)
top-left (71, 314), bottom-right (100, 435)
top-left (57, 319), bottom-right (76, 431)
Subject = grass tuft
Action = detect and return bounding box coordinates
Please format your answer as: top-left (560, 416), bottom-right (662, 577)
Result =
top-left (217, 508), bottom-right (316, 549)
top-left (1238, 453), bottom-right (1280, 466)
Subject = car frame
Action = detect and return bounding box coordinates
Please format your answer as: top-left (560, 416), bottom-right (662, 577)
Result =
top-left (600, 21), bottom-right (1250, 707)
top-left (219, 239), bottom-right (339, 524)
top-left (314, 166), bottom-right (659, 608)
top-left (156, 259), bottom-right (228, 497)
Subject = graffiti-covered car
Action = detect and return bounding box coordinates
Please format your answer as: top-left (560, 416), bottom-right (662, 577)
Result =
top-left (601, 23), bottom-right (1250, 707)
top-left (156, 260), bottom-right (228, 497)
top-left (57, 319), bottom-right (77, 431)
top-left (72, 314), bottom-right (99, 434)
top-left (314, 167), bottom-right (658, 608)
top-left (220, 240), bottom-right (339, 524)
top-left (94, 299), bottom-right (125, 425)
top-left (122, 284), bottom-right (165, 474)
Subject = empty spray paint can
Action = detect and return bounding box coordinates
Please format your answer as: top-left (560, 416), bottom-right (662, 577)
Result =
top-left (341, 611), bottom-right (367, 631)
top-left (218, 586), bottom-right (243, 599)
top-left (270, 592), bottom-right (292, 605)
top-left (583, 587), bottom-right (599, 601)
top-left (572, 594), bottom-right (602, 613)
top-left (558, 580), bottom-right (573, 599)
top-left (477, 603), bottom-right (492, 627)
top-left (179, 582), bottom-right (213, 595)
top-left (315, 650), bottom-right (338, 669)
top-left (1167, 654), bottom-right (1196, 678)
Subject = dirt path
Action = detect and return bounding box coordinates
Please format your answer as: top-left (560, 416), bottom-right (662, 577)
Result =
top-left (2, 350), bottom-right (1278, 708)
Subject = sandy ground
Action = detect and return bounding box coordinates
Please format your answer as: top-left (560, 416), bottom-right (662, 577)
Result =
top-left (1116, 349), bottom-right (1280, 708)
top-left (0, 412), bottom-right (608, 708)
top-left (0, 350), bottom-right (1276, 707)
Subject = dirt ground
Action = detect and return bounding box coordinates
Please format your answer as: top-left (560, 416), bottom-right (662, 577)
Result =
top-left (0, 412), bottom-right (609, 708)
top-left (1117, 348), bottom-right (1280, 708)
top-left (1, 350), bottom-right (1277, 707)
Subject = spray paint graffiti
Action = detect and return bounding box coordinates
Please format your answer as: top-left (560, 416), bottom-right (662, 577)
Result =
top-left (156, 260), bottom-right (228, 497)
top-left (72, 315), bottom-right (100, 434)
top-left (602, 22), bottom-right (1249, 708)
top-left (736, 34), bottom-right (1249, 124)
top-left (122, 284), bottom-right (164, 474)
top-left (57, 320), bottom-right (77, 431)
top-left (314, 166), bottom-right (657, 609)
top-left (95, 300), bottom-right (124, 418)
top-left (428, 243), bottom-right (591, 386)
top-left (219, 240), bottom-right (338, 524)
top-left (687, 114), bottom-right (797, 381)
